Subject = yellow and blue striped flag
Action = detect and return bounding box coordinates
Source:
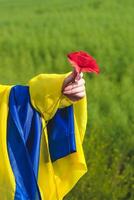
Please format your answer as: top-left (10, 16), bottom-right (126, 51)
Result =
top-left (0, 72), bottom-right (87, 200)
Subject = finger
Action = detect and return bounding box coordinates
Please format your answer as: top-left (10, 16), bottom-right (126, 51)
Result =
top-left (63, 86), bottom-right (85, 95)
top-left (64, 70), bottom-right (78, 86)
top-left (65, 91), bottom-right (86, 101)
top-left (63, 72), bottom-right (75, 88)
top-left (73, 91), bottom-right (86, 99)
top-left (74, 72), bottom-right (83, 81)
top-left (63, 84), bottom-right (85, 93)
top-left (63, 79), bottom-right (85, 91)
top-left (64, 78), bottom-right (85, 88)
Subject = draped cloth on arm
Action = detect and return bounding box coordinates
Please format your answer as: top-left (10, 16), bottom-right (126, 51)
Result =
top-left (0, 72), bottom-right (87, 200)
top-left (28, 72), bottom-right (88, 200)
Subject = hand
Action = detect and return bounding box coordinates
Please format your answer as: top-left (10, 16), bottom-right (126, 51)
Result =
top-left (62, 70), bottom-right (86, 102)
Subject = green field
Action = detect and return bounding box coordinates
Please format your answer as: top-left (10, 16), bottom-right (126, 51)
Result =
top-left (0, 0), bottom-right (134, 199)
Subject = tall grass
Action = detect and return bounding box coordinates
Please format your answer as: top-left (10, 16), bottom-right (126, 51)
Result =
top-left (0, 0), bottom-right (134, 199)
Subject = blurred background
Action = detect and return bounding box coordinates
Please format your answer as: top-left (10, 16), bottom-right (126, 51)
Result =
top-left (0, 0), bottom-right (134, 199)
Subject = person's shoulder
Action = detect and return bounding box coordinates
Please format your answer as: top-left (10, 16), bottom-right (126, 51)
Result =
top-left (0, 84), bottom-right (13, 93)
top-left (0, 84), bottom-right (11, 89)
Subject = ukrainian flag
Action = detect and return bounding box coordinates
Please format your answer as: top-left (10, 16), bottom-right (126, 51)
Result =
top-left (0, 72), bottom-right (87, 200)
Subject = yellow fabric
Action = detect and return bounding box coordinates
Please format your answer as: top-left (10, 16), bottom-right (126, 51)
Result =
top-left (28, 72), bottom-right (88, 200)
top-left (0, 72), bottom-right (87, 200)
top-left (0, 85), bottom-right (16, 199)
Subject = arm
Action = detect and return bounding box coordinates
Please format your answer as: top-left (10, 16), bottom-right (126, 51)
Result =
top-left (28, 71), bottom-right (86, 121)
top-left (28, 72), bottom-right (72, 121)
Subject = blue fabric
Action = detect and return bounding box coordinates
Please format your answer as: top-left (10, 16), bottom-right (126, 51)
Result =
top-left (47, 105), bottom-right (76, 162)
top-left (7, 85), bottom-right (76, 199)
top-left (7, 85), bottom-right (42, 200)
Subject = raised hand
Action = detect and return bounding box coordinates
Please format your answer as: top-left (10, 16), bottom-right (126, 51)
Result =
top-left (62, 70), bottom-right (86, 102)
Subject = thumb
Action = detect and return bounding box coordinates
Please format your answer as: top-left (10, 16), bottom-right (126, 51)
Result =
top-left (62, 70), bottom-right (77, 91)
top-left (65, 69), bottom-right (79, 84)
top-left (66, 70), bottom-right (77, 84)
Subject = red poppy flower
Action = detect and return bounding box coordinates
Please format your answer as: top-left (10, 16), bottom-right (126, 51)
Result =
top-left (67, 50), bottom-right (100, 74)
